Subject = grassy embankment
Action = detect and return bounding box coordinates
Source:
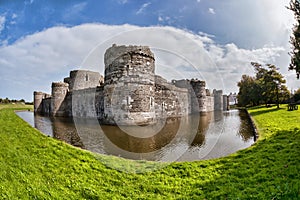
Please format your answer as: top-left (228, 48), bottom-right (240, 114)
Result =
top-left (0, 103), bottom-right (299, 199)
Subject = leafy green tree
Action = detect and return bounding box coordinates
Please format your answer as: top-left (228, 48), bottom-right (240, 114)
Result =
top-left (237, 75), bottom-right (261, 107)
top-left (252, 62), bottom-right (288, 108)
top-left (3, 98), bottom-right (9, 104)
top-left (279, 85), bottom-right (291, 103)
top-left (293, 88), bottom-right (300, 102)
top-left (238, 63), bottom-right (289, 108)
top-left (288, 0), bottom-right (300, 78)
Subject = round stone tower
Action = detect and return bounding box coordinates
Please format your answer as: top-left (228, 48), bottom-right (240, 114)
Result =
top-left (50, 82), bottom-right (69, 116)
top-left (33, 91), bottom-right (44, 113)
top-left (190, 80), bottom-right (207, 113)
top-left (213, 89), bottom-right (223, 111)
top-left (103, 44), bottom-right (156, 125)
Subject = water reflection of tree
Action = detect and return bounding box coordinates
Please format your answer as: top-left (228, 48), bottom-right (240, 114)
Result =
top-left (237, 111), bottom-right (254, 142)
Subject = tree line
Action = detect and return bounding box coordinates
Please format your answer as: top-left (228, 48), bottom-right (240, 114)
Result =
top-left (237, 63), bottom-right (290, 108)
top-left (0, 98), bottom-right (26, 104)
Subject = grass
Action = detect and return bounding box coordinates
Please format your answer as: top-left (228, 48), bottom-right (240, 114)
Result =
top-left (0, 103), bottom-right (299, 199)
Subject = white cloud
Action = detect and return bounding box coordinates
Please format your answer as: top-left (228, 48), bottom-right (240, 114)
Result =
top-left (12, 13), bottom-right (18, 19)
top-left (136, 2), bottom-right (151, 15)
top-left (24, 0), bottom-right (34, 5)
top-left (208, 8), bottom-right (215, 15)
top-left (157, 16), bottom-right (172, 24)
top-left (0, 15), bottom-right (6, 33)
top-left (0, 23), bottom-right (289, 101)
top-left (213, 0), bottom-right (294, 48)
top-left (118, 0), bottom-right (128, 4)
top-left (63, 2), bottom-right (87, 20)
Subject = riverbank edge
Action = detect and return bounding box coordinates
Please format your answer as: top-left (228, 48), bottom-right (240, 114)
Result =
top-left (239, 108), bottom-right (259, 141)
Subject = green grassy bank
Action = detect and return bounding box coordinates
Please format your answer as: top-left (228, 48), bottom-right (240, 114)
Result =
top-left (0, 104), bottom-right (299, 199)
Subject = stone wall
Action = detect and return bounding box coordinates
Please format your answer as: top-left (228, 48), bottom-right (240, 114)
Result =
top-left (41, 98), bottom-right (51, 114)
top-left (172, 79), bottom-right (207, 114)
top-left (154, 81), bottom-right (189, 119)
top-left (71, 87), bottom-right (104, 118)
top-left (206, 96), bottom-right (214, 112)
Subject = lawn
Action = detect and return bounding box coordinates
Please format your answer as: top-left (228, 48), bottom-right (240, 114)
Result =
top-left (0, 103), bottom-right (299, 199)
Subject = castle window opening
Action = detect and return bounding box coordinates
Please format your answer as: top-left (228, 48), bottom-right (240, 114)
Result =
top-left (85, 74), bottom-right (89, 81)
top-left (150, 97), bottom-right (154, 107)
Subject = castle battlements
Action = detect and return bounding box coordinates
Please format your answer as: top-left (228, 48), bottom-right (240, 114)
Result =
top-left (34, 44), bottom-right (229, 125)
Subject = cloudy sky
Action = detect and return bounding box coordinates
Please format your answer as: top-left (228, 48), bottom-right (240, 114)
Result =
top-left (0, 0), bottom-right (297, 101)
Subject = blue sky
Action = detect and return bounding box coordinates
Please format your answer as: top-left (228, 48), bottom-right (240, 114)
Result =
top-left (0, 0), bottom-right (296, 101)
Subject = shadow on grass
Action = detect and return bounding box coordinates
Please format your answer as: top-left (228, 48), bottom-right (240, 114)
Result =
top-left (249, 107), bottom-right (284, 117)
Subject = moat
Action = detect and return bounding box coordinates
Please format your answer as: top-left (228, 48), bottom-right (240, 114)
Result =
top-left (17, 109), bottom-right (255, 162)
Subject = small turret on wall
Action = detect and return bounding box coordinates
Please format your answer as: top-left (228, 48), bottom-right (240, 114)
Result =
top-left (33, 91), bottom-right (48, 113)
top-left (50, 82), bottom-right (69, 117)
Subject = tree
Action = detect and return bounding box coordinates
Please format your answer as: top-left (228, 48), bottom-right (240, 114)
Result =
top-left (237, 63), bottom-right (289, 108)
top-left (237, 75), bottom-right (261, 107)
top-left (288, 0), bottom-right (300, 78)
top-left (3, 98), bottom-right (9, 104)
top-left (293, 88), bottom-right (300, 102)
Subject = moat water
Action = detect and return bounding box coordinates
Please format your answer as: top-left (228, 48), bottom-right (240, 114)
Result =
top-left (17, 110), bottom-right (255, 162)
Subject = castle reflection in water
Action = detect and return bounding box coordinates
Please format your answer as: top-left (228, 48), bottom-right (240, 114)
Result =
top-left (22, 109), bottom-right (255, 162)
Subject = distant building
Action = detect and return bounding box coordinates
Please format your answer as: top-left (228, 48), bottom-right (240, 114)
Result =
top-left (228, 92), bottom-right (237, 105)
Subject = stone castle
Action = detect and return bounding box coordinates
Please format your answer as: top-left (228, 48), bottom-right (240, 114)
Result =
top-left (34, 44), bottom-right (229, 125)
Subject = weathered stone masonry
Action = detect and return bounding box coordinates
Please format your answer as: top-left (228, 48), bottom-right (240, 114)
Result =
top-left (34, 44), bottom-right (229, 125)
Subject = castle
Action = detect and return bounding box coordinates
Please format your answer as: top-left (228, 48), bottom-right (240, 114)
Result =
top-left (34, 44), bottom-right (229, 125)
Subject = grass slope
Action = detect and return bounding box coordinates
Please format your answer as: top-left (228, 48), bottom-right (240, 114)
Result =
top-left (0, 104), bottom-right (299, 199)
